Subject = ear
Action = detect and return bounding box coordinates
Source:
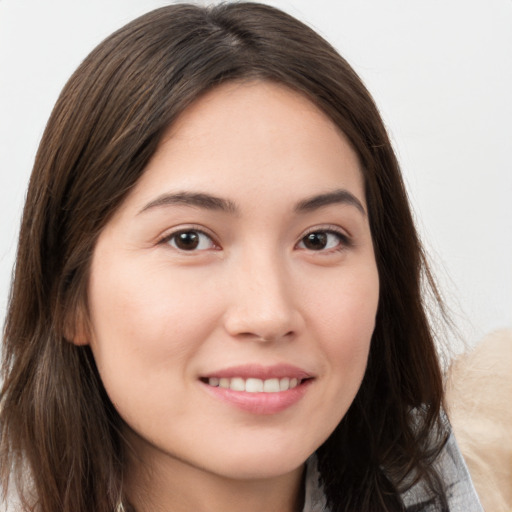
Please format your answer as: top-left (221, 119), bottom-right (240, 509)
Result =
top-left (68, 328), bottom-right (89, 346)
top-left (63, 306), bottom-right (90, 346)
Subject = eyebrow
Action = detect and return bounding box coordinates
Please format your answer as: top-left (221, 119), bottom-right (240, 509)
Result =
top-left (139, 191), bottom-right (238, 215)
top-left (138, 188), bottom-right (366, 217)
top-left (294, 189), bottom-right (366, 216)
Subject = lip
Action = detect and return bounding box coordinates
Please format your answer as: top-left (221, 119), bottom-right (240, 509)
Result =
top-left (201, 363), bottom-right (312, 381)
top-left (199, 364), bottom-right (314, 415)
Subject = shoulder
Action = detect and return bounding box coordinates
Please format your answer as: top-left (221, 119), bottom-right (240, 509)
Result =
top-left (303, 427), bottom-right (483, 512)
top-left (401, 432), bottom-right (484, 511)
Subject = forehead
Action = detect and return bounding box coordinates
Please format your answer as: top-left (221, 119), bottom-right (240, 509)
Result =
top-left (166, 80), bottom-right (358, 163)
top-left (119, 80), bottom-right (365, 215)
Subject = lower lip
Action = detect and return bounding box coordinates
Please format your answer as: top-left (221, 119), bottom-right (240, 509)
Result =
top-left (200, 380), bottom-right (312, 415)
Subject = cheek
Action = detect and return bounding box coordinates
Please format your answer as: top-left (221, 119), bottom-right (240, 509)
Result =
top-left (313, 261), bottom-right (379, 340)
top-left (86, 255), bottom-right (226, 437)
top-left (310, 261), bottom-right (379, 395)
top-left (86, 253), bottom-right (220, 387)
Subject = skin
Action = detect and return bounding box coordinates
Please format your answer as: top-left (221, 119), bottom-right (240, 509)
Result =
top-left (78, 81), bottom-right (380, 512)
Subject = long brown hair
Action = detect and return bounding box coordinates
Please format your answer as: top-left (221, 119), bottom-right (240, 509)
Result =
top-left (1, 3), bottom-right (448, 511)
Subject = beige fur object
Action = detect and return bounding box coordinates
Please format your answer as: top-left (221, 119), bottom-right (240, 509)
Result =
top-left (446, 329), bottom-right (512, 511)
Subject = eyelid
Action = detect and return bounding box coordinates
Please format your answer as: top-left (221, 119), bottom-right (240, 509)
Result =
top-left (157, 224), bottom-right (220, 250)
top-left (296, 225), bottom-right (352, 251)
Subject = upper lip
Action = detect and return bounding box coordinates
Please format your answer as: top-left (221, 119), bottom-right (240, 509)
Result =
top-left (200, 364), bottom-right (313, 381)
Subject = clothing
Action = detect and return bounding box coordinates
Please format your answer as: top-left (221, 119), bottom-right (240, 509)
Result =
top-left (303, 433), bottom-right (483, 512)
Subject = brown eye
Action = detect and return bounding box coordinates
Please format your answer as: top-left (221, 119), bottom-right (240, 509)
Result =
top-left (167, 230), bottom-right (215, 251)
top-left (302, 232), bottom-right (328, 250)
top-left (298, 231), bottom-right (345, 251)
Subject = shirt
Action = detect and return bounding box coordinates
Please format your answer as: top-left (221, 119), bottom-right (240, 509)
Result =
top-left (303, 433), bottom-right (484, 512)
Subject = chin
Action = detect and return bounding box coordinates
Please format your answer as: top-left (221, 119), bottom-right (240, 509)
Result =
top-left (205, 446), bottom-right (313, 481)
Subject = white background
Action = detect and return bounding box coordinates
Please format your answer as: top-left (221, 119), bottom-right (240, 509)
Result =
top-left (1, 0), bottom-right (511, 351)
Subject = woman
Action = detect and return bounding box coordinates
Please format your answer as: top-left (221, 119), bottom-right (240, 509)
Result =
top-left (0, 3), bottom-right (482, 511)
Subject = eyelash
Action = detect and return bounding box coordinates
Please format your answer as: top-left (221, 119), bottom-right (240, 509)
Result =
top-left (296, 227), bottom-right (351, 253)
top-left (158, 226), bottom-right (351, 253)
top-left (158, 226), bottom-right (219, 252)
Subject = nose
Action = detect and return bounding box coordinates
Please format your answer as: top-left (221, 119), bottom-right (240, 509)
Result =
top-left (223, 253), bottom-right (303, 343)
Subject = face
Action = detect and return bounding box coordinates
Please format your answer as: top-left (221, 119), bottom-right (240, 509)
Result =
top-left (83, 81), bottom-right (379, 482)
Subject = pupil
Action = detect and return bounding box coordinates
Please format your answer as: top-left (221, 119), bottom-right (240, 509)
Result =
top-left (304, 232), bottom-right (327, 250)
top-left (176, 231), bottom-right (199, 250)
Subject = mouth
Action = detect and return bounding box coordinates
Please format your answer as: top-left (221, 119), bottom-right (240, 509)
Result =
top-left (200, 376), bottom-right (309, 393)
top-left (198, 364), bottom-right (314, 414)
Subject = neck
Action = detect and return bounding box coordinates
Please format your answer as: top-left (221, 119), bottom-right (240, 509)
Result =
top-left (123, 436), bottom-right (305, 512)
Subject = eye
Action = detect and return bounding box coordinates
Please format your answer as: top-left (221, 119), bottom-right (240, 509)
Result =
top-left (297, 230), bottom-right (348, 251)
top-left (164, 229), bottom-right (216, 251)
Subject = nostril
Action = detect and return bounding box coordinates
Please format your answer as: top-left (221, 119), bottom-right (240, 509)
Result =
top-left (252, 330), bottom-right (295, 343)
top-left (223, 298), bottom-right (302, 342)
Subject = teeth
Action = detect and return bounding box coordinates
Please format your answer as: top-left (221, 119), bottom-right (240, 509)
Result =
top-left (246, 378), bottom-right (263, 393)
top-left (207, 376), bottom-right (302, 392)
top-left (263, 378), bottom-right (279, 392)
top-left (280, 377), bottom-right (290, 391)
top-left (230, 377), bottom-right (245, 391)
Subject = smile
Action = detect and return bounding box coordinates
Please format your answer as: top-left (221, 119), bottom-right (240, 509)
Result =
top-left (205, 377), bottom-right (302, 393)
top-left (199, 364), bottom-right (314, 414)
